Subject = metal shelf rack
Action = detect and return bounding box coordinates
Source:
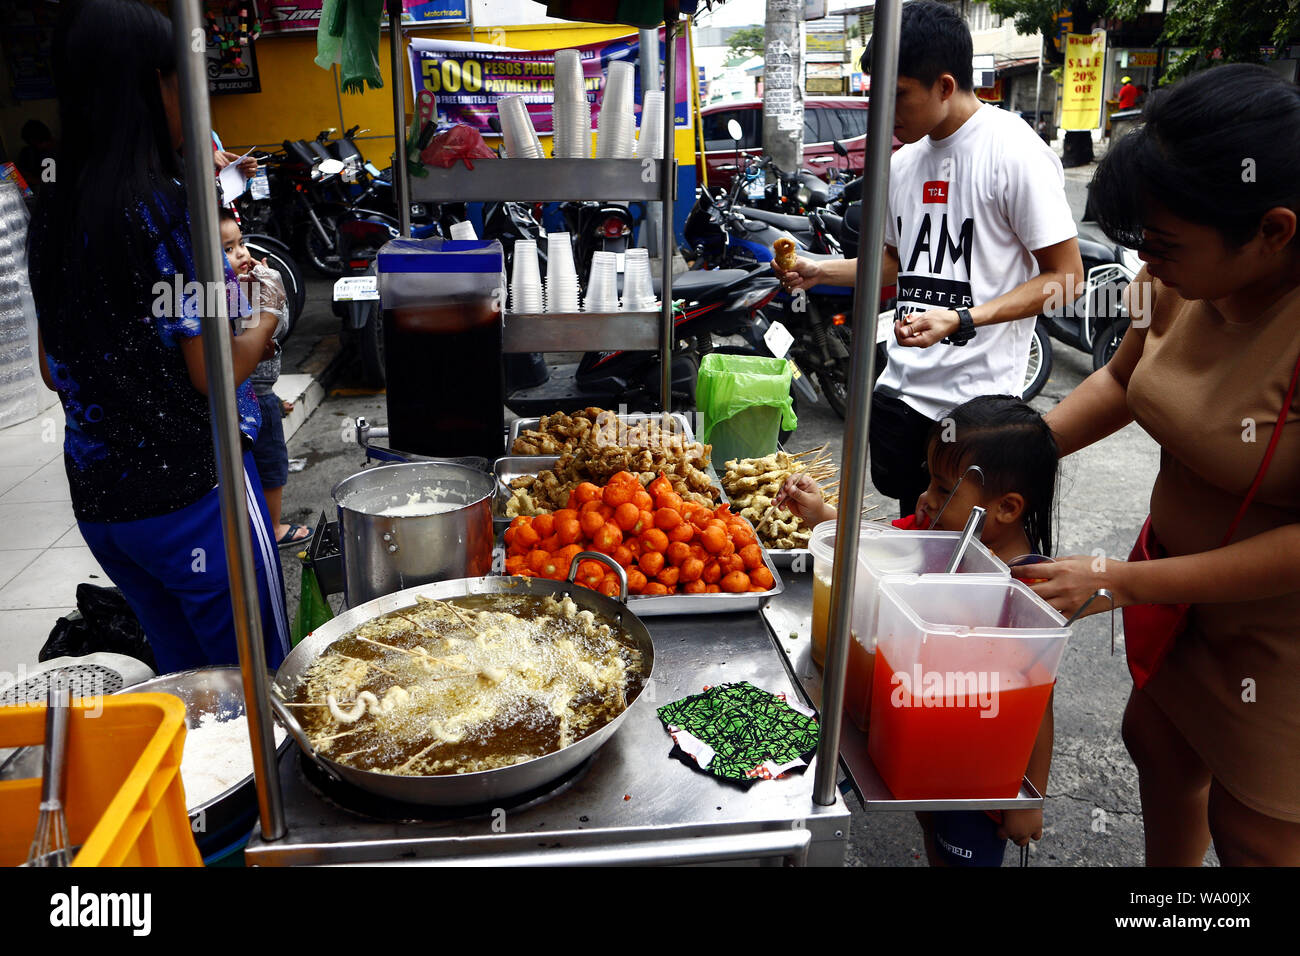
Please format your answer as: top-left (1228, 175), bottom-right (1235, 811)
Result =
top-left (409, 34), bottom-right (681, 410)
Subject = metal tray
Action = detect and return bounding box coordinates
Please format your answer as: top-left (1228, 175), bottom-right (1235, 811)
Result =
top-left (490, 455), bottom-right (783, 616)
top-left (628, 545), bottom-right (784, 617)
top-left (508, 411), bottom-right (697, 454)
top-left (765, 547), bottom-right (811, 569)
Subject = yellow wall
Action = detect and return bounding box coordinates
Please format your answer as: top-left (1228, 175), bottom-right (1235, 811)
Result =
top-left (212, 24), bottom-right (647, 155)
top-left (0, 21), bottom-right (694, 176)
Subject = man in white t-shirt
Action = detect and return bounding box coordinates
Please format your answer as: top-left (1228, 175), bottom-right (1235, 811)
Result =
top-left (777, 0), bottom-right (1083, 519)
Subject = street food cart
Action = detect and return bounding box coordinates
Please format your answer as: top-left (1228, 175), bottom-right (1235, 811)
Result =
top-left (153, 0), bottom-right (1044, 867)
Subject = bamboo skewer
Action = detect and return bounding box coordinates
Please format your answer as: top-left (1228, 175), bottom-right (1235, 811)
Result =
top-left (430, 599), bottom-right (478, 632)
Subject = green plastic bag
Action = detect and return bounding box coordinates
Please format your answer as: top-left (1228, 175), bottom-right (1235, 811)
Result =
top-left (292, 561), bottom-right (334, 646)
top-left (314, 0), bottom-right (384, 94)
top-left (695, 353), bottom-right (798, 468)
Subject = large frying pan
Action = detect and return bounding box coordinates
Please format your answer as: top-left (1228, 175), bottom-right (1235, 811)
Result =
top-left (269, 553), bottom-right (654, 806)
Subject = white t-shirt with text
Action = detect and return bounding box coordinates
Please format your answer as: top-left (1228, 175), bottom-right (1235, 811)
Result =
top-left (879, 104), bottom-right (1076, 420)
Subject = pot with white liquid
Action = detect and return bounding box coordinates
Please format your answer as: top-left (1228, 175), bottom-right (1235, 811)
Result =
top-left (332, 461), bottom-right (495, 607)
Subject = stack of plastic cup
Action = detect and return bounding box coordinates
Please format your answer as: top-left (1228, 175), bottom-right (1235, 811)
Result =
top-left (596, 61), bottom-right (636, 159)
top-left (545, 233), bottom-right (581, 313)
top-left (449, 220), bottom-right (478, 240)
top-left (634, 89), bottom-right (664, 160)
top-left (584, 251), bottom-right (620, 312)
top-left (552, 49), bottom-right (592, 159)
top-left (510, 240), bottom-right (544, 314)
top-left (498, 95), bottom-right (544, 159)
top-left (622, 248), bottom-right (657, 311)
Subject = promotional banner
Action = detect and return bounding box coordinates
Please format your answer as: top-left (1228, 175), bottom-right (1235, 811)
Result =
top-left (1061, 32), bottom-right (1105, 130)
top-left (407, 30), bottom-right (692, 138)
top-left (260, 0), bottom-right (469, 34)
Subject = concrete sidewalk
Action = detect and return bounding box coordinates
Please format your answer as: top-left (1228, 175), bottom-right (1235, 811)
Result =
top-left (0, 275), bottom-right (342, 682)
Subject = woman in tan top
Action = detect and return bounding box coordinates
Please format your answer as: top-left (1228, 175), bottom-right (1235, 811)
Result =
top-left (1014, 65), bottom-right (1300, 865)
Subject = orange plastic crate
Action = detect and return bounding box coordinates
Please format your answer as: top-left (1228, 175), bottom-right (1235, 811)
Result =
top-left (0, 693), bottom-right (202, 867)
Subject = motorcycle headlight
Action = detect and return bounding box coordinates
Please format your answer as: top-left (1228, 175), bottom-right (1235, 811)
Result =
top-left (796, 184), bottom-right (812, 207)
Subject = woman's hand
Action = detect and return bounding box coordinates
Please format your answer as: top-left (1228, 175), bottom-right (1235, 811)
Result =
top-left (997, 807), bottom-right (1043, 847)
top-left (1011, 555), bottom-right (1129, 617)
top-left (774, 257), bottom-right (825, 294)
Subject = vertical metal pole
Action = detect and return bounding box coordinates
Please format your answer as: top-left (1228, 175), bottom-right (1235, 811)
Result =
top-left (659, 15), bottom-right (677, 413)
top-left (812, 0), bottom-right (899, 807)
top-left (388, 0), bottom-right (412, 237)
top-left (639, 27), bottom-right (661, 258)
top-left (171, 0), bottom-right (285, 838)
top-left (1034, 36), bottom-right (1044, 128)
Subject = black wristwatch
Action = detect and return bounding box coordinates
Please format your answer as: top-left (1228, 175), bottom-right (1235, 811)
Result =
top-left (944, 307), bottom-right (976, 346)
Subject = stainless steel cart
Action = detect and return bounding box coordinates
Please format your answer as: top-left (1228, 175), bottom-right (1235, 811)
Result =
top-left (168, 0), bottom-right (906, 861)
top-left (244, 609), bottom-right (849, 866)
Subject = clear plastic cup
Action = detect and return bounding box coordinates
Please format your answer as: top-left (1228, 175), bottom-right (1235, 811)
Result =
top-left (596, 61), bottom-right (636, 159)
top-left (498, 95), bottom-right (544, 159)
top-left (449, 220), bottom-right (478, 240)
top-left (510, 240), bottom-right (543, 313)
top-left (635, 90), bottom-right (664, 160)
top-left (545, 233), bottom-right (580, 313)
top-left (584, 251), bottom-right (620, 312)
top-left (552, 53), bottom-right (591, 160)
top-left (621, 247), bottom-right (656, 311)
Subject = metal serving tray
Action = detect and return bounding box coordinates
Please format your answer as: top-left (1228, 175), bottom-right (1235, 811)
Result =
top-left (490, 455), bottom-right (784, 616)
top-left (508, 411), bottom-right (697, 453)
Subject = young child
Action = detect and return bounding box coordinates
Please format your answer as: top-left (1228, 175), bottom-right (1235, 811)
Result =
top-left (219, 209), bottom-right (308, 547)
top-left (779, 395), bottom-right (1060, 865)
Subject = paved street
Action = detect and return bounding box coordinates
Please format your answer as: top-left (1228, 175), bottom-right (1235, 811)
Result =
top-left (275, 160), bottom-right (1207, 866)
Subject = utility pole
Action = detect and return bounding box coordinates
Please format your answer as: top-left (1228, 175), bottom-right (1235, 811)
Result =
top-left (763, 0), bottom-right (804, 180)
top-left (1034, 33), bottom-right (1044, 129)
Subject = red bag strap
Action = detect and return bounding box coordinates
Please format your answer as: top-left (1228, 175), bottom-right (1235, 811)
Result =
top-left (1222, 344), bottom-right (1300, 544)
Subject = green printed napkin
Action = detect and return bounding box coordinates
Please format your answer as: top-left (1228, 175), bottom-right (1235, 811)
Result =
top-left (656, 681), bottom-right (820, 786)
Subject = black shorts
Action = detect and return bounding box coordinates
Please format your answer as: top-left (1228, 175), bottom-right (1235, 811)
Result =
top-left (251, 391), bottom-right (289, 488)
top-left (869, 391), bottom-right (936, 518)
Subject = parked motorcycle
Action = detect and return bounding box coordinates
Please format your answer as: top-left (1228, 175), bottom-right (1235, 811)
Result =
top-left (505, 264), bottom-right (816, 420)
top-left (684, 157), bottom-right (872, 417)
top-left (1036, 221), bottom-right (1141, 373)
top-left (234, 138), bottom-right (350, 276)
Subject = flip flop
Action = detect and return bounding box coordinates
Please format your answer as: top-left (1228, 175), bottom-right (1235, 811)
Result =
top-left (277, 524), bottom-right (311, 548)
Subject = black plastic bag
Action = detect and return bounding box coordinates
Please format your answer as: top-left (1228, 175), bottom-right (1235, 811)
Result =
top-left (40, 583), bottom-right (157, 671)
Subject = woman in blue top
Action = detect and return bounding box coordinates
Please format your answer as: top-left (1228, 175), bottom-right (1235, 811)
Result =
top-left (28, 0), bottom-right (290, 672)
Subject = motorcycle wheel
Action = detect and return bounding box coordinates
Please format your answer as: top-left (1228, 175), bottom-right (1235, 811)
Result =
top-left (1091, 316), bottom-right (1128, 371)
top-left (358, 307), bottom-right (386, 388)
top-left (242, 234), bottom-right (305, 345)
top-left (1022, 321), bottom-right (1053, 401)
top-left (302, 214), bottom-right (344, 277)
top-left (818, 325), bottom-right (885, 420)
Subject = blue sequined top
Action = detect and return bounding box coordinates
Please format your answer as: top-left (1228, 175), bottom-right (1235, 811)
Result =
top-left (30, 189), bottom-right (262, 522)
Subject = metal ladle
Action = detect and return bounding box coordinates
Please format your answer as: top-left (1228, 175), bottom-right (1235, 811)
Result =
top-left (945, 505), bottom-right (987, 573)
top-left (930, 464), bottom-right (985, 529)
top-left (1065, 588), bottom-right (1117, 655)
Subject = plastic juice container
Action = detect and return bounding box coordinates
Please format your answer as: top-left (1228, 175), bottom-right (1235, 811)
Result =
top-left (841, 530), bottom-right (1008, 731)
top-left (844, 630), bottom-right (876, 729)
top-left (808, 521), bottom-right (887, 667)
top-left (866, 576), bottom-right (1069, 799)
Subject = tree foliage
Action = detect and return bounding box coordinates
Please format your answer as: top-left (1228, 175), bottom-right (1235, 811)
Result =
top-left (1159, 0), bottom-right (1300, 79)
top-left (726, 26), bottom-right (766, 61)
top-left (988, 0), bottom-right (1300, 81)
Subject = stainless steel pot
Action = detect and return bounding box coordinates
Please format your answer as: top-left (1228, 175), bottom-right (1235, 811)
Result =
top-left (332, 461), bottom-right (495, 607)
top-left (270, 553), bottom-right (654, 807)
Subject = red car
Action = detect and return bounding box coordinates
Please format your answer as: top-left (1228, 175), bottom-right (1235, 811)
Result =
top-left (697, 96), bottom-right (901, 190)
